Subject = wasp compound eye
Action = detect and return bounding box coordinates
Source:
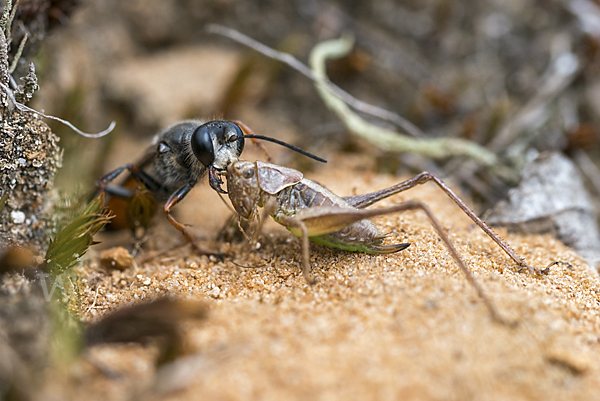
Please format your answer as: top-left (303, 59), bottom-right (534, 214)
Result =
top-left (191, 124), bottom-right (215, 167)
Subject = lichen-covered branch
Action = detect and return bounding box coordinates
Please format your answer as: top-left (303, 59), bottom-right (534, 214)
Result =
top-left (308, 36), bottom-right (500, 167)
top-left (8, 32), bottom-right (28, 75)
top-left (0, 0), bottom-right (13, 32)
top-left (0, 29), bottom-right (9, 110)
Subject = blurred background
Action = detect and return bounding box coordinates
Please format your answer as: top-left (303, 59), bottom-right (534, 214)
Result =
top-left (5, 0), bottom-right (600, 258)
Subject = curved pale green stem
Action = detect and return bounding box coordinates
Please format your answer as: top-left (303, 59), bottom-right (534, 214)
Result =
top-left (309, 35), bottom-right (500, 167)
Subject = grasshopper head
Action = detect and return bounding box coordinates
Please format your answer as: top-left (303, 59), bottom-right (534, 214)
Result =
top-left (226, 161), bottom-right (260, 219)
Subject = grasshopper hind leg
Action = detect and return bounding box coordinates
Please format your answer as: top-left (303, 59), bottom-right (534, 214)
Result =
top-left (290, 200), bottom-right (507, 323)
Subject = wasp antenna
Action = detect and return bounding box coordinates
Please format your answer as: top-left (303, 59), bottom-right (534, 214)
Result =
top-left (240, 134), bottom-right (327, 163)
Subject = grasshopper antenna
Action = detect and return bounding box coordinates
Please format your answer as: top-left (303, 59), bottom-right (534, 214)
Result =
top-left (240, 134), bottom-right (327, 163)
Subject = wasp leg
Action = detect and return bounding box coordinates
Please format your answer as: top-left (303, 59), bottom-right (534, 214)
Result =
top-left (164, 183), bottom-right (195, 245)
top-left (163, 183), bottom-right (219, 255)
top-left (343, 172), bottom-right (542, 275)
top-left (96, 163), bottom-right (163, 193)
top-left (96, 164), bottom-right (161, 234)
top-left (129, 169), bottom-right (162, 192)
top-left (287, 201), bottom-right (508, 324)
top-left (96, 164), bottom-right (135, 189)
top-left (102, 185), bottom-right (135, 199)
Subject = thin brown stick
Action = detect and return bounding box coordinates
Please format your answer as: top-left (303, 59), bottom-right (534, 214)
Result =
top-left (206, 24), bottom-right (424, 138)
top-left (0, 81), bottom-right (116, 137)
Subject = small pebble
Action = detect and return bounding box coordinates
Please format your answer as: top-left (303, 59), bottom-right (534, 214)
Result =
top-left (10, 211), bottom-right (25, 224)
top-left (99, 247), bottom-right (134, 271)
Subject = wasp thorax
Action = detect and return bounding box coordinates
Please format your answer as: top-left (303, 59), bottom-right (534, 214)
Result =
top-left (227, 161), bottom-right (260, 219)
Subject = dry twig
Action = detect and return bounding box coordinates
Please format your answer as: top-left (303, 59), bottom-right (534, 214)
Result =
top-left (206, 24), bottom-right (424, 138)
top-left (207, 25), bottom-right (502, 168)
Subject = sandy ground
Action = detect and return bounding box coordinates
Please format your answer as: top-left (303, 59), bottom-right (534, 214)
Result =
top-left (44, 153), bottom-right (600, 401)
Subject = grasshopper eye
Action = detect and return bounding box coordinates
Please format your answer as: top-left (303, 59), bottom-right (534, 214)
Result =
top-left (243, 167), bottom-right (255, 179)
top-left (191, 125), bottom-right (215, 167)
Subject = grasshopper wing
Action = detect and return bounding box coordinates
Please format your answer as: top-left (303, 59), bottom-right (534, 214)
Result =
top-left (256, 161), bottom-right (303, 195)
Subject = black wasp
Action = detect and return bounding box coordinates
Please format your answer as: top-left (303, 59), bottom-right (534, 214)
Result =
top-left (96, 119), bottom-right (325, 247)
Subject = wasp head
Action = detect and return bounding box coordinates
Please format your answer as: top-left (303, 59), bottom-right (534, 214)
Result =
top-left (190, 121), bottom-right (245, 193)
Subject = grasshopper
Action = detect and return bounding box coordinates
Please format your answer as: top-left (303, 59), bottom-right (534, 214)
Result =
top-left (225, 160), bottom-right (541, 322)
